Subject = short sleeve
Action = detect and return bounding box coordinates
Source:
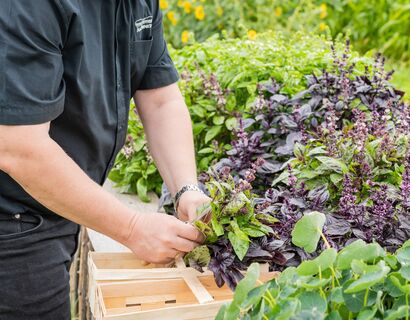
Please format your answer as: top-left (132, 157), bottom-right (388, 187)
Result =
top-left (138, 7), bottom-right (179, 90)
top-left (0, 0), bottom-right (67, 125)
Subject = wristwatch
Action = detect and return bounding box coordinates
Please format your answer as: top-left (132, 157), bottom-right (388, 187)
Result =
top-left (173, 184), bottom-right (205, 212)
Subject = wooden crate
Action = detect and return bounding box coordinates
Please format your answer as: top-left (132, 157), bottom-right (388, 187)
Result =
top-left (88, 252), bottom-right (214, 315)
top-left (89, 252), bottom-right (277, 320)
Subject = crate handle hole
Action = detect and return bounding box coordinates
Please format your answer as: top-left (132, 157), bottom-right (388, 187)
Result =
top-left (165, 299), bottom-right (177, 304)
top-left (126, 303), bottom-right (141, 307)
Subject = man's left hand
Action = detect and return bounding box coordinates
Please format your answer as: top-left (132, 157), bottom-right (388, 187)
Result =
top-left (177, 191), bottom-right (211, 222)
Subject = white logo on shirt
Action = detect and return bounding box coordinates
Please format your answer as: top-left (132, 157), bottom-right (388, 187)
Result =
top-left (135, 16), bottom-right (153, 32)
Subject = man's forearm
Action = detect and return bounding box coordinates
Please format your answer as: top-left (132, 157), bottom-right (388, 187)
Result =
top-left (1, 138), bottom-right (136, 244)
top-left (136, 95), bottom-right (198, 196)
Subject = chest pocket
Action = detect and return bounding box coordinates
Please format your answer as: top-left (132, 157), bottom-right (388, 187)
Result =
top-left (130, 37), bottom-right (153, 95)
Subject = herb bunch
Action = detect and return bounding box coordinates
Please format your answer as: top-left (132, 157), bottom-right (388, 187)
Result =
top-left (186, 162), bottom-right (286, 290)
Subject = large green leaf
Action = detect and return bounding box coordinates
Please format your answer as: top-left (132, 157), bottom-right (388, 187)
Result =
top-left (297, 248), bottom-right (337, 276)
top-left (228, 231), bottom-right (249, 261)
top-left (205, 125), bottom-right (222, 143)
top-left (291, 211), bottom-right (326, 253)
top-left (336, 240), bottom-right (385, 270)
top-left (224, 263), bottom-right (260, 320)
top-left (299, 291), bottom-right (327, 313)
top-left (344, 261), bottom-right (390, 294)
top-left (316, 156), bottom-right (348, 174)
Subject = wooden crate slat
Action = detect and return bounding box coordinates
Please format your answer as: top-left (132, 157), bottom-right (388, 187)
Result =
top-left (102, 301), bottom-right (228, 320)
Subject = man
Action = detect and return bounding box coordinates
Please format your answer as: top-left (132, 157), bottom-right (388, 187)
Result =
top-left (0, 1), bottom-right (210, 319)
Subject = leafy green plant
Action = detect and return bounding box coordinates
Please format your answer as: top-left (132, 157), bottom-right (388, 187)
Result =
top-left (108, 104), bottom-right (162, 201)
top-left (217, 214), bottom-right (410, 320)
top-left (112, 33), bottom-right (368, 200)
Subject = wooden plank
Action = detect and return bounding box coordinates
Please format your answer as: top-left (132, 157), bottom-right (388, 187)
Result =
top-left (182, 274), bottom-right (214, 304)
top-left (102, 301), bottom-right (228, 320)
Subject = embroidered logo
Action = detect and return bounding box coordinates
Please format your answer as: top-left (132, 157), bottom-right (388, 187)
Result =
top-left (135, 16), bottom-right (153, 32)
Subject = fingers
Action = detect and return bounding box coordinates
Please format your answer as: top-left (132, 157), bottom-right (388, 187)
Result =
top-left (173, 236), bottom-right (200, 253)
top-left (175, 220), bottom-right (205, 243)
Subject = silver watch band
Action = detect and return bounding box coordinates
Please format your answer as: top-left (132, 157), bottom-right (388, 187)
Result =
top-left (173, 184), bottom-right (204, 212)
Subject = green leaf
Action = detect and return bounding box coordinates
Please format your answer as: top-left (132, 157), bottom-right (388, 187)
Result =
top-left (136, 177), bottom-right (150, 202)
top-left (211, 215), bottom-right (225, 237)
top-left (242, 227), bottom-right (267, 238)
top-left (336, 240), bottom-right (385, 270)
top-left (342, 280), bottom-right (367, 313)
top-left (384, 306), bottom-right (410, 320)
top-left (291, 211), bottom-right (326, 253)
top-left (198, 147), bottom-right (214, 154)
top-left (357, 307), bottom-right (377, 320)
top-left (330, 287), bottom-right (344, 304)
top-left (225, 117), bottom-right (238, 130)
top-left (213, 115), bottom-right (225, 125)
top-left (299, 291), bottom-right (327, 313)
top-left (297, 248), bottom-right (337, 276)
top-left (215, 304), bottom-right (228, 320)
top-left (386, 273), bottom-right (407, 297)
top-left (316, 156), bottom-right (348, 174)
top-left (193, 123), bottom-right (207, 135)
top-left (396, 246), bottom-right (410, 266)
top-left (300, 277), bottom-right (331, 290)
top-left (225, 263), bottom-right (260, 320)
top-left (307, 146), bottom-right (327, 157)
top-left (205, 125), bottom-right (222, 143)
top-left (330, 173), bottom-right (343, 185)
top-left (344, 261), bottom-right (390, 293)
top-left (325, 311), bottom-right (342, 320)
top-left (230, 219), bottom-right (250, 241)
top-left (256, 213), bottom-right (279, 224)
top-left (228, 231), bottom-right (249, 261)
top-left (400, 266), bottom-right (410, 281)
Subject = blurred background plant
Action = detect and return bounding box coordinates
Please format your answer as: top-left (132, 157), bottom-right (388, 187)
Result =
top-left (161, 0), bottom-right (410, 98)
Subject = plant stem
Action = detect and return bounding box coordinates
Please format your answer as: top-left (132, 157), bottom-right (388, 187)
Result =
top-left (364, 288), bottom-right (369, 307)
top-left (406, 281), bottom-right (409, 320)
top-left (319, 229), bottom-right (331, 249)
top-left (265, 289), bottom-right (277, 308)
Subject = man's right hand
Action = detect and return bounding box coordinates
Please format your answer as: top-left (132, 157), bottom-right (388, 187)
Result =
top-left (123, 212), bottom-right (204, 264)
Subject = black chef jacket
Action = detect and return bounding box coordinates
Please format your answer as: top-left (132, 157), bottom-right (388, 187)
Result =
top-left (0, 0), bottom-right (179, 215)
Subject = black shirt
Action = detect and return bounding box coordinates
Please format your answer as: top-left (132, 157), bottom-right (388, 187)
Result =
top-left (0, 0), bottom-right (179, 215)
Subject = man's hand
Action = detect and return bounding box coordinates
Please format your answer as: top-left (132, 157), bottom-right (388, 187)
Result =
top-left (124, 212), bottom-right (204, 264)
top-left (177, 192), bottom-right (212, 222)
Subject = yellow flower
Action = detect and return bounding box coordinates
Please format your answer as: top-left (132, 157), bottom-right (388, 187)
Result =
top-left (181, 30), bottom-right (190, 43)
top-left (319, 22), bottom-right (327, 31)
top-left (274, 6), bottom-right (283, 17)
top-left (177, 0), bottom-right (184, 7)
top-left (195, 5), bottom-right (205, 20)
top-left (183, 1), bottom-right (192, 14)
top-left (160, 0), bottom-right (169, 10)
top-left (216, 6), bottom-right (223, 17)
top-left (320, 3), bottom-right (328, 19)
top-left (247, 29), bottom-right (257, 40)
top-left (166, 11), bottom-right (178, 26)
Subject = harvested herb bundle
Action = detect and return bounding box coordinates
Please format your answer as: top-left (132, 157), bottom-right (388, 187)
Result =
top-left (186, 162), bottom-right (286, 290)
